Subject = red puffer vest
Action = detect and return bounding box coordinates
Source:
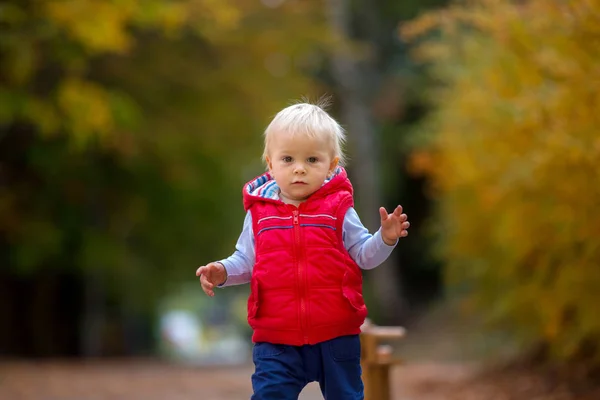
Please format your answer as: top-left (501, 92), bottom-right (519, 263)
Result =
top-left (242, 168), bottom-right (367, 346)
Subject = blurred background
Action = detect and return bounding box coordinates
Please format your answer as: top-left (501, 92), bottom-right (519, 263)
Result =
top-left (1, 0), bottom-right (599, 399)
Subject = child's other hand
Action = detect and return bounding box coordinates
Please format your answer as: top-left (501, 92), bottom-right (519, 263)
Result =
top-left (380, 205), bottom-right (410, 246)
top-left (196, 262), bottom-right (227, 297)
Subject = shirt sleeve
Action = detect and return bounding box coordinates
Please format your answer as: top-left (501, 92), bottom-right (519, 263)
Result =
top-left (217, 211), bottom-right (255, 287)
top-left (342, 207), bottom-right (397, 270)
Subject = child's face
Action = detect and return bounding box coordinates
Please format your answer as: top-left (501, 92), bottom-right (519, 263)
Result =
top-left (266, 132), bottom-right (339, 206)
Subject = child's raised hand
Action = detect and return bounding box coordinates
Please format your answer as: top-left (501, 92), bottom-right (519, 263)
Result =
top-left (379, 205), bottom-right (410, 246)
top-left (196, 262), bottom-right (227, 297)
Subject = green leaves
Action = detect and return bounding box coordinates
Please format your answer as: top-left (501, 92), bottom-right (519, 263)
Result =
top-left (0, 0), bottom-right (332, 314)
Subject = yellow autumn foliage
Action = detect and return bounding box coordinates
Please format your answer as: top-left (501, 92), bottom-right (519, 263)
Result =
top-left (402, 0), bottom-right (600, 364)
top-left (0, 0), bottom-right (262, 145)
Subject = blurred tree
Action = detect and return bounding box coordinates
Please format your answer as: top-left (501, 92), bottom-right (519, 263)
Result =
top-left (402, 0), bottom-right (600, 367)
top-left (323, 0), bottom-right (448, 323)
top-left (326, 0), bottom-right (405, 323)
top-left (0, 0), bottom-right (331, 356)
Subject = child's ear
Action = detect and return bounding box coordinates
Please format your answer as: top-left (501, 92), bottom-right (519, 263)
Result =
top-left (265, 156), bottom-right (274, 175)
top-left (329, 157), bottom-right (339, 175)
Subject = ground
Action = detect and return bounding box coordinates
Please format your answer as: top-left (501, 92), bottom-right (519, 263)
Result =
top-left (1, 358), bottom-right (598, 400)
top-left (1, 302), bottom-right (598, 399)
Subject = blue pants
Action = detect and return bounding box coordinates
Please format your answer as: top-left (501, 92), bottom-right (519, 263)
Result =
top-left (251, 334), bottom-right (363, 400)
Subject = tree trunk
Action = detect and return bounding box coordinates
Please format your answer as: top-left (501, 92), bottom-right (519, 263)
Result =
top-left (325, 0), bottom-right (407, 324)
top-left (80, 171), bottom-right (107, 357)
top-left (80, 269), bottom-right (106, 357)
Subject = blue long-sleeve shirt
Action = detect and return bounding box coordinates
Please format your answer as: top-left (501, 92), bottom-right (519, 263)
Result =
top-left (218, 207), bottom-right (396, 286)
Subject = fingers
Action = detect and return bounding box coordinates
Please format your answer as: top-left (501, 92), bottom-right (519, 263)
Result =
top-left (400, 219), bottom-right (410, 237)
top-left (381, 206), bottom-right (406, 222)
top-left (382, 206), bottom-right (404, 218)
top-left (379, 207), bottom-right (388, 222)
top-left (196, 263), bottom-right (218, 297)
top-left (380, 205), bottom-right (410, 238)
top-left (393, 205), bottom-right (403, 216)
top-left (196, 262), bottom-right (219, 277)
top-left (200, 274), bottom-right (215, 297)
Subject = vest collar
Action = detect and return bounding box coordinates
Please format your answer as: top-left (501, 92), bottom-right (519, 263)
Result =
top-left (243, 167), bottom-right (351, 210)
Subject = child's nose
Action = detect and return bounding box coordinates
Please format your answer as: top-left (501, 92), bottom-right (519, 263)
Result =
top-left (294, 163), bottom-right (306, 174)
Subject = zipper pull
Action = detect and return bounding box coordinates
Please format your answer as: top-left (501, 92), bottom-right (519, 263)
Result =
top-left (293, 210), bottom-right (299, 225)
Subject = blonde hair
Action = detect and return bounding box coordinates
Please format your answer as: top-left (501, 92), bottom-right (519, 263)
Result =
top-left (262, 98), bottom-right (347, 166)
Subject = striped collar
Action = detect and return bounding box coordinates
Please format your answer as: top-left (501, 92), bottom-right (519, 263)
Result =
top-left (246, 166), bottom-right (343, 201)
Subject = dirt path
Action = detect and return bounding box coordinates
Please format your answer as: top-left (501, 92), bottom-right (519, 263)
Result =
top-left (0, 359), bottom-right (475, 400)
top-left (2, 303), bottom-right (597, 399)
top-left (1, 358), bottom-right (596, 400)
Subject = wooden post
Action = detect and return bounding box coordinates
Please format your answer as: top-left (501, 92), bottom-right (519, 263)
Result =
top-left (360, 320), bottom-right (406, 400)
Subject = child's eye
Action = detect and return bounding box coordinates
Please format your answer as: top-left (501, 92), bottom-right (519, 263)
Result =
top-left (282, 156), bottom-right (293, 163)
top-left (307, 157), bottom-right (318, 163)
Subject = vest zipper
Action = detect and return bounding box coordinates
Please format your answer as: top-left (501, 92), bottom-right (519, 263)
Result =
top-left (293, 209), bottom-right (309, 344)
